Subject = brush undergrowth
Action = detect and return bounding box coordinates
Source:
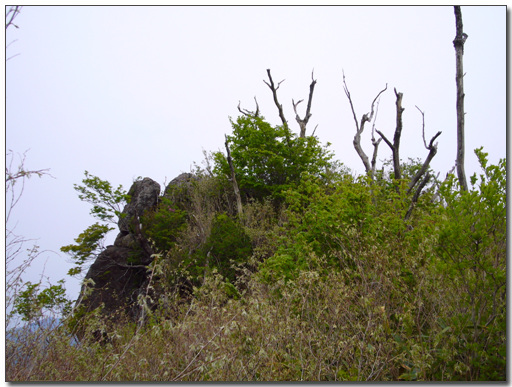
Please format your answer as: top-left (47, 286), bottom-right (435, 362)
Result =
top-left (6, 149), bottom-right (505, 381)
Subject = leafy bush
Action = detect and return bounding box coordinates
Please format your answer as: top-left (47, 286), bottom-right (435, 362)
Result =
top-left (214, 115), bottom-right (333, 201)
top-left (433, 148), bottom-right (506, 380)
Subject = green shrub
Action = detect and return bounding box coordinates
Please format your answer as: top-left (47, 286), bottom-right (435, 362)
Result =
top-left (141, 197), bottom-right (188, 253)
top-left (201, 213), bottom-right (253, 283)
top-left (433, 148), bottom-right (506, 380)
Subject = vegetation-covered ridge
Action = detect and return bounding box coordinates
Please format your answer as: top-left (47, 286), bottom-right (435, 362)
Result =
top-left (7, 108), bottom-right (506, 380)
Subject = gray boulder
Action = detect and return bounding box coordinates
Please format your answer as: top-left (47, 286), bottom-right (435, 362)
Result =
top-left (118, 177), bottom-right (161, 233)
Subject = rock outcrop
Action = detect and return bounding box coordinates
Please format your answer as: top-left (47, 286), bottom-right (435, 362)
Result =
top-left (77, 177), bottom-right (161, 324)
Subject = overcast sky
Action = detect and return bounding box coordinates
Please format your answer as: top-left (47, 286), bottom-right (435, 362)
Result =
top-left (5, 5), bottom-right (507, 302)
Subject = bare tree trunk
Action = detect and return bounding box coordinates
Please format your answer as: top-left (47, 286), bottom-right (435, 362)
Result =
top-left (292, 70), bottom-right (317, 138)
top-left (453, 5), bottom-right (469, 191)
top-left (376, 88), bottom-right (405, 180)
top-left (342, 71), bottom-right (387, 176)
top-left (224, 135), bottom-right (243, 217)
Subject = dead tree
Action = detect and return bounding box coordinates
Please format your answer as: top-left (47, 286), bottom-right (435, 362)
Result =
top-left (453, 6), bottom-right (469, 191)
top-left (224, 135), bottom-right (243, 217)
top-left (343, 71), bottom-right (387, 179)
top-left (292, 70), bottom-right (317, 138)
top-left (376, 88), bottom-right (405, 181)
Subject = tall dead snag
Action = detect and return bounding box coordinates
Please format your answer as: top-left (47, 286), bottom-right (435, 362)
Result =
top-left (224, 135), bottom-right (243, 217)
top-left (453, 5), bottom-right (468, 191)
top-left (263, 69), bottom-right (288, 129)
top-left (376, 88), bottom-right (405, 180)
top-left (292, 70), bottom-right (317, 138)
top-left (342, 71), bottom-right (387, 179)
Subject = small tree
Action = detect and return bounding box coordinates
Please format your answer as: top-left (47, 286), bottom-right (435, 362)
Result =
top-left (61, 171), bottom-right (130, 276)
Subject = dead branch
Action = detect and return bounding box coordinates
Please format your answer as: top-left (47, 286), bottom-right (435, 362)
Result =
top-left (225, 135), bottom-right (243, 217)
top-left (415, 106), bottom-right (429, 149)
top-left (342, 71), bottom-right (387, 175)
top-left (376, 88), bottom-right (404, 180)
top-left (370, 96), bottom-right (383, 180)
top-left (238, 97), bottom-right (260, 118)
top-left (293, 70), bottom-right (317, 138)
top-left (6, 6), bottom-right (22, 30)
top-left (263, 69), bottom-right (288, 129)
top-left (408, 107), bottom-right (442, 193)
top-left (312, 124), bottom-right (319, 137)
top-left (405, 172), bottom-right (431, 221)
top-left (453, 6), bottom-right (468, 191)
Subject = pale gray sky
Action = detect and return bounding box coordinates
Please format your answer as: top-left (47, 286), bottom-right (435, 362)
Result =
top-left (5, 5), bottom-right (507, 302)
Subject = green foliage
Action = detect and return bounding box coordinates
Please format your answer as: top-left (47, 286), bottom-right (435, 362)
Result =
top-left (201, 213), bottom-right (253, 283)
top-left (14, 280), bottom-right (71, 322)
top-left (258, 173), bottom-right (406, 283)
top-left (62, 171), bottom-right (130, 276)
top-left (73, 171), bottom-right (130, 224)
top-left (141, 197), bottom-right (188, 253)
top-left (215, 115), bottom-right (333, 200)
top-left (433, 147), bottom-right (506, 380)
top-left (61, 223), bottom-right (113, 276)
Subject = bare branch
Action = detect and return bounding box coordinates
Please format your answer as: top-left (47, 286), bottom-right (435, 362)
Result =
top-left (377, 88), bottom-right (404, 180)
top-left (292, 70), bottom-right (317, 138)
top-left (253, 96), bottom-right (260, 117)
top-left (415, 105), bottom-right (428, 149)
top-left (225, 135), bottom-right (243, 217)
top-left (6, 6), bottom-right (22, 30)
top-left (342, 71), bottom-right (361, 132)
top-left (405, 172), bottom-right (431, 221)
top-left (237, 96), bottom-right (260, 118)
top-left (407, 107), bottom-right (442, 192)
top-left (263, 69), bottom-right (287, 128)
top-left (375, 129), bottom-right (393, 150)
